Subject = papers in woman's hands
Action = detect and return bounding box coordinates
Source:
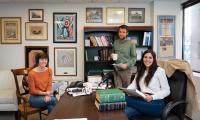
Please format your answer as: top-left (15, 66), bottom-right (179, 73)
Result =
top-left (119, 88), bottom-right (146, 99)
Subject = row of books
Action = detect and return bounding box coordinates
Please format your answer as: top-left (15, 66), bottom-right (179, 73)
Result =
top-left (85, 35), bottom-right (113, 47)
top-left (95, 88), bottom-right (126, 112)
top-left (142, 32), bottom-right (152, 46)
top-left (85, 32), bottom-right (152, 47)
top-left (98, 49), bottom-right (111, 61)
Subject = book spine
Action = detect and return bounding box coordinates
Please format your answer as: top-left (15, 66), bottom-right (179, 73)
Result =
top-left (96, 101), bottom-right (127, 112)
top-left (96, 92), bottom-right (125, 103)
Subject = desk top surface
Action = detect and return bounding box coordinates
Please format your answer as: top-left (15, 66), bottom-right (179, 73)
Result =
top-left (47, 92), bottom-right (128, 120)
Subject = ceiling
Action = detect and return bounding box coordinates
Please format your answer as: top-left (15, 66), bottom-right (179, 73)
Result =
top-left (0, 0), bottom-right (155, 3)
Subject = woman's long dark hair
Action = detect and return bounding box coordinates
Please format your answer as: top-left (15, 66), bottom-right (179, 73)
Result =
top-left (135, 49), bottom-right (158, 90)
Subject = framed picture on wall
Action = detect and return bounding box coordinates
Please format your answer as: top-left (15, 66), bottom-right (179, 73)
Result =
top-left (29, 9), bottom-right (44, 21)
top-left (86, 8), bottom-right (103, 23)
top-left (128, 8), bottom-right (145, 23)
top-left (54, 47), bottom-right (77, 76)
top-left (25, 46), bottom-right (49, 68)
top-left (157, 15), bottom-right (176, 59)
top-left (25, 22), bottom-right (48, 40)
top-left (106, 7), bottom-right (125, 24)
top-left (0, 17), bottom-right (21, 44)
top-left (53, 12), bottom-right (77, 43)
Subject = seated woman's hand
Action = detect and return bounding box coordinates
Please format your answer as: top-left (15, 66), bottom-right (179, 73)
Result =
top-left (44, 95), bottom-right (51, 103)
top-left (144, 94), bottom-right (153, 102)
top-left (46, 91), bottom-right (51, 96)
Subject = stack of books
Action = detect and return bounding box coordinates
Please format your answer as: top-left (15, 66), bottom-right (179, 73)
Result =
top-left (98, 48), bottom-right (111, 61)
top-left (95, 88), bottom-right (126, 112)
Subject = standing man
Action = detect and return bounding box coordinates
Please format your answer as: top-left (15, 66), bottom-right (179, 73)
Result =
top-left (112, 25), bottom-right (137, 88)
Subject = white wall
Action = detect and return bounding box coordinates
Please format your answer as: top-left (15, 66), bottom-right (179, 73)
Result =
top-left (0, 0), bottom-right (183, 81)
top-left (0, 2), bottom-right (153, 81)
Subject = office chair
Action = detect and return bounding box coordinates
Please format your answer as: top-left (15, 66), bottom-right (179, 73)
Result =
top-left (132, 70), bottom-right (187, 120)
top-left (11, 68), bottom-right (47, 120)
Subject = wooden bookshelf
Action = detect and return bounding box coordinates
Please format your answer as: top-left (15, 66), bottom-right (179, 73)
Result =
top-left (84, 26), bottom-right (153, 81)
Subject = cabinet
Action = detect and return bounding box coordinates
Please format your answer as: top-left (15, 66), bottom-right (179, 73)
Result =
top-left (84, 26), bottom-right (153, 81)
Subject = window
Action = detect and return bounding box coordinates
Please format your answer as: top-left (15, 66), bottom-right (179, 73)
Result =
top-left (182, 0), bottom-right (200, 72)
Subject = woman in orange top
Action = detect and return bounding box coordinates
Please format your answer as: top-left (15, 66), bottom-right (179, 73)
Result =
top-left (28, 53), bottom-right (57, 113)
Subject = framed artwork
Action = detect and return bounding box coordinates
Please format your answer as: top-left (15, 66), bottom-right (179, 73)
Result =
top-left (29, 9), bottom-right (44, 21)
top-left (86, 8), bottom-right (103, 23)
top-left (25, 46), bottom-right (49, 68)
top-left (54, 47), bottom-right (77, 76)
top-left (53, 12), bottom-right (77, 43)
top-left (25, 22), bottom-right (48, 40)
top-left (0, 17), bottom-right (21, 44)
top-left (128, 8), bottom-right (145, 23)
top-left (106, 7), bottom-right (125, 24)
top-left (157, 15), bottom-right (176, 59)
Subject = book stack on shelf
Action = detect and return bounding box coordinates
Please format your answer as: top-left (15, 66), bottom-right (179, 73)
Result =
top-left (95, 88), bottom-right (126, 112)
top-left (98, 49), bottom-right (111, 61)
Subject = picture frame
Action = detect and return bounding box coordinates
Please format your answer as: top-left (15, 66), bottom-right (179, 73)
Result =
top-left (25, 46), bottom-right (49, 68)
top-left (53, 12), bottom-right (77, 43)
top-left (106, 7), bottom-right (125, 24)
top-left (29, 9), bottom-right (44, 21)
top-left (54, 47), bottom-right (77, 76)
top-left (86, 8), bottom-right (103, 23)
top-left (25, 22), bottom-right (48, 40)
top-left (0, 17), bottom-right (21, 44)
top-left (157, 15), bottom-right (176, 59)
top-left (128, 8), bottom-right (145, 23)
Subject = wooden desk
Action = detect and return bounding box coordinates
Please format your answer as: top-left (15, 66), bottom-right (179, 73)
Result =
top-left (47, 93), bottom-right (128, 120)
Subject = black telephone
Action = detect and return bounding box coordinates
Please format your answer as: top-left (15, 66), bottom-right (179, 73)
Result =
top-left (67, 81), bottom-right (84, 88)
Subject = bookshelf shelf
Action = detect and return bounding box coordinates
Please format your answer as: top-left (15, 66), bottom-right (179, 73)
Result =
top-left (84, 26), bottom-right (153, 81)
top-left (85, 46), bottom-right (112, 49)
top-left (86, 61), bottom-right (114, 63)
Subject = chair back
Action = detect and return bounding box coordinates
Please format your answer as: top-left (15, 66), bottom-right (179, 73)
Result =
top-left (11, 68), bottom-right (32, 104)
top-left (165, 70), bottom-right (187, 119)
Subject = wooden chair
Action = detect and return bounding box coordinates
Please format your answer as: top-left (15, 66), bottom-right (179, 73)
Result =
top-left (11, 68), bottom-right (47, 120)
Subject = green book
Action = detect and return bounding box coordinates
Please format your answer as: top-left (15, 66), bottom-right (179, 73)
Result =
top-left (96, 88), bottom-right (125, 103)
top-left (95, 99), bottom-right (126, 112)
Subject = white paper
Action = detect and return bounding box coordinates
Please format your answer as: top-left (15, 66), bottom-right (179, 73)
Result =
top-left (119, 88), bottom-right (146, 98)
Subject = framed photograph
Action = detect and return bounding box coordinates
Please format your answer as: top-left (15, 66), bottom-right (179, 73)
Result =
top-left (86, 8), bottom-right (103, 23)
top-left (53, 12), bottom-right (77, 43)
top-left (157, 15), bottom-right (176, 59)
top-left (54, 47), bottom-right (77, 76)
top-left (29, 9), bottom-right (44, 21)
top-left (106, 7), bottom-right (125, 24)
top-left (25, 22), bottom-right (48, 40)
top-left (128, 8), bottom-right (145, 23)
top-left (0, 17), bottom-right (21, 44)
top-left (25, 46), bottom-right (49, 68)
